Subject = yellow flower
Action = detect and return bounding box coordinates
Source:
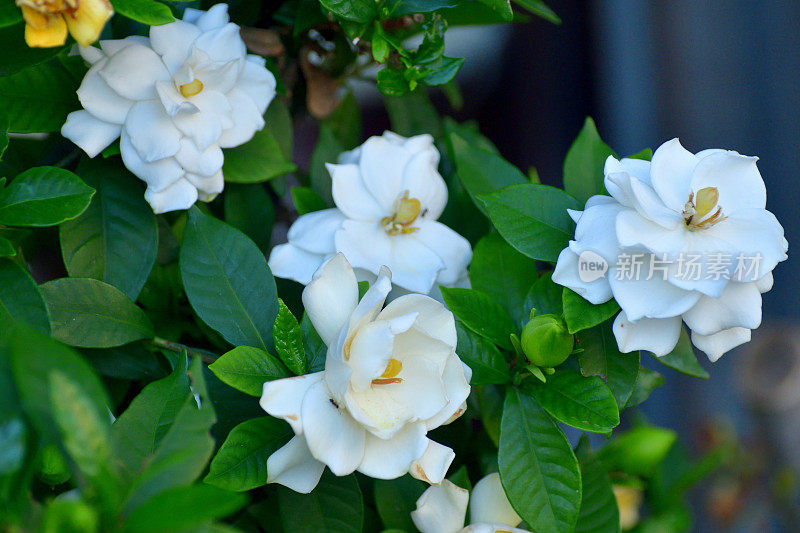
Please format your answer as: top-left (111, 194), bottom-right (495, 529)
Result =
top-left (16, 0), bottom-right (113, 48)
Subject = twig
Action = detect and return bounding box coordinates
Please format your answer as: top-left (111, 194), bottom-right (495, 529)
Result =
top-left (151, 337), bottom-right (219, 365)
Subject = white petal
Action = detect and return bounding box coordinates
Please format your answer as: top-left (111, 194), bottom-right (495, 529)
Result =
top-left (238, 57), bottom-right (277, 114)
top-left (187, 171), bottom-right (224, 200)
top-left (259, 372), bottom-right (324, 434)
top-left (268, 243), bottom-right (328, 286)
top-left (119, 130), bottom-right (184, 192)
top-left (411, 480), bottom-right (469, 533)
top-left (347, 312), bottom-right (417, 393)
top-left (401, 148), bottom-right (448, 220)
top-left (569, 202), bottom-right (626, 262)
top-left (707, 209), bottom-right (787, 281)
top-left (302, 253), bottom-right (359, 346)
top-left (149, 19), bottom-right (201, 73)
top-left (301, 380), bottom-right (365, 476)
top-left (682, 281), bottom-right (761, 335)
top-left (267, 435), bottom-right (325, 494)
top-left (77, 44), bottom-right (104, 64)
top-left (329, 163), bottom-right (386, 220)
top-left (171, 107), bottom-right (223, 152)
top-left (143, 178), bottom-right (198, 214)
top-left (61, 111), bottom-right (120, 157)
top-left (649, 138), bottom-right (699, 212)
top-left (413, 220), bottom-right (473, 286)
top-left (409, 439), bottom-right (455, 485)
top-left (691, 327), bottom-right (751, 362)
top-left (357, 421), bottom-right (428, 479)
top-left (358, 136), bottom-right (411, 212)
top-left (378, 293), bottom-right (457, 348)
top-left (77, 62), bottom-right (135, 124)
top-left (98, 35), bottom-right (150, 56)
top-left (124, 100), bottom-right (182, 162)
top-left (552, 248), bottom-right (613, 305)
top-left (99, 43), bottom-right (171, 101)
top-left (186, 3), bottom-right (229, 30)
top-left (287, 208), bottom-right (345, 255)
top-left (613, 312), bottom-right (682, 357)
top-left (756, 272), bottom-right (774, 293)
top-left (194, 23), bottom-right (247, 63)
top-left (463, 525), bottom-right (528, 533)
top-left (155, 81), bottom-right (198, 117)
top-left (217, 88), bottom-right (264, 148)
top-left (470, 473), bottom-right (522, 527)
top-left (422, 355), bottom-right (470, 430)
top-left (175, 138), bottom-right (223, 177)
top-left (689, 150), bottom-right (766, 212)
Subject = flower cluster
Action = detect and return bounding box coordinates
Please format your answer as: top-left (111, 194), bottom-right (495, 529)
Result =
top-left (260, 254), bottom-right (471, 493)
top-left (553, 139), bottom-right (788, 361)
top-left (269, 131), bottom-right (472, 298)
top-left (62, 4), bottom-right (276, 213)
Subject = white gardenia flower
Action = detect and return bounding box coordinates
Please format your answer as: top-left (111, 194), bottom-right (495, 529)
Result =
top-left (411, 473), bottom-right (524, 533)
top-left (61, 4), bottom-right (276, 213)
top-left (260, 253), bottom-right (471, 493)
top-left (553, 138), bottom-right (788, 361)
top-left (268, 131), bottom-right (472, 297)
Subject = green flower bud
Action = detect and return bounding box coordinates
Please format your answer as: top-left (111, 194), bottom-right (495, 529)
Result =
top-left (520, 314), bottom-right (573, 368)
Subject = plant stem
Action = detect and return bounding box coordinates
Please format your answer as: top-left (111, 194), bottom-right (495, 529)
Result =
top-left (151, 337), bottom-right (219, 364)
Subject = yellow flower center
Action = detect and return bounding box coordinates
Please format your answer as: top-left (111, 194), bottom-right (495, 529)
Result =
top-left (179, 78), bottom-right (204, 98)
top-left (682, 186), bottom-right (726, 230)
top-left (16, 0), bottom-right (77, 15)
top-left (371, 358), bottom-right (403, 385)
top-left (381, 191), bottom-right (422, 235)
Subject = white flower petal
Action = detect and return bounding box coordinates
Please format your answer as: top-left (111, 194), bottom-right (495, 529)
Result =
top-left (61, 110), bottom-right (121, 157)
top-left (155, 80), bottom-right (198, 117)
top-left (120, 130), bottom-right (184, 192)
top-left (552, 247), bottom-right (613, 305)
top-left (149, 19), bottom-right (201, 73)
top-left (409, 439), bottom-right (455, 485)
top-left (401, 148), bottom-right (447, 220)
top-left (285, 208), bottom-right (344, 255)
top-left (99, 35), bottom-right (150, 56)
top-left (378, 293), bottom-right (457, 348)
top-left (266, 435), bottom-right (325, 494)
top-left (329, 163), bottom-right (386, 221)
top-left (185, 3), bottom-right (229, 30)
top-left (188, 171), bottom-right (224, 201)
top-left (691, 327), bottom-right (751, 362)
top-left (260, 372), bottom-right (324, 434)
top-left (194, 23), bottom-right (246, 63)
top-left (301, 380), bottom-right (365, 476)
top-left (77, 62), bottom-right (135, 124)
top-left (421, 355), bottom-right (470, 430)
top-left (470, 473), bottom-right (522, 527)
top-left (77, 44), bottom-right (104, 64)
top-left (124, 100), bottom-right (182, 163)
top-left (268, 243), bottom-right (329, 286)
top-left (175, 138), bottom-right (223, 177)
top-left (357, 421), bottom-right (428, 479)
top-left (756, 272), bottom-right (774, 293)
top-left (358, 136), bottom-right (410, 212)
top-left (99, 43), bottom-right (171, 101)
top-left (171, 105), bottom-right (223, 151)
top-left (411, 480), bottom-right (469, 533)
top-left (302, 253), bottom-right (359, 346)
top-left (690, 150), bottom-right (766, 212)
top-left (347, 312), bottom-right (417, 393)
top-left (649, 138), bottom-right (698, 212)
top-left (413, 220), bottom-right (473, 286)
top-left (683, 281), bottom-right (762, 335)
top-left (239, 56), bottom-right (277, 114)
top-left (217, 88), bottom-right (265, 148)
top-left (613, 312), bottom-right (682, 357)
top-left (143, 178), bottom-right (198, 214)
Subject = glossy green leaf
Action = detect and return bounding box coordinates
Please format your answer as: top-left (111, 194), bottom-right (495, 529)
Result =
top-left (278, 471), bottom-right (364, 532)
top-left (180, 207), bottom-right (278, 352)
top-left (0, 23), bottom-right (66, 77)
top-left (273, 299), bottom-right (306, 375)
top-left (562, 117), bottom-right (615, 204)
top-left (469, 232), bottom-right (538, 327)
top-left (40, 278), bottom-right (153, 348)
top-left (301, 313), bottom-right (326, 373)
top-left (576, 322), bottom-right (639, 408)
top-left (0, 258), bottom-right (50, 334)
top-left (59, 158), bottom-right (157, 300)
top-left (110, 0), bottom-right (174, 25)
top-left (0, 167), bottom-right (94, 227)
top-left (513, 0), bottom-right (560, 24)
top-left (440, 287), bottom-right (516, 350)
top-left (374, 475), bottom-right (426, 531)
top-left (123, 485), bottom-right (247, 532)
top-left (208, 346), bottom-right (289, 397)
top-left (474, 384), bottom-right (503, 447)
top-left (319, 0), bottom-right (376, 22)
top-left (291, 186), bottom-right (328, 215)
top-left (654, 327), bottom-right (709, 379)
top-left (0, 236), bottom-right (13, 257)
top-left (478, 183), bottom-right (580, 262)
top-left (0, 60), bottom-right (79, 131)
top-left (0, 5), bottom-right (23, 28)
top-left (205, 417), bottom-right (292, 491)
top-left (597, 425), bottom-right (677, 477)
top-left (384, 88), bottom-right (442, 137)
top-left (223, 182), bottom-right (274, 254)
top-left (83, 343), bottom-right (163, 380)
top-left (499, 388), bottom-right (582, 533)
top-left (223, 119), bottom-right (296, 183)
top-left (522, 272), bottom-right (563, 320)
top-left (388, 0), bottom-right (460, 17)
top-left (562, 288), bottom-right (619, 334)
top-left (455, 321), bottom-right (510, 385)
top-left (475, 0), bottom-right (512, 21)
top-left (574, 440), bottom-right (619, 533)
top-left (626, 367), bottom-right (665, 408)
top-left (524, 367), bottom-right (619, 433)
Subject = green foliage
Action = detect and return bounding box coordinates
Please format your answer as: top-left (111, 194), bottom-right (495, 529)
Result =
top-left (455, 321), bottom-right (511, 385)
top-left (222, 111), bottom-right (296, 183)
top-left (278, 471), bottom-right (364, 531)
top-left (563, 117), bottom-right (615, 204)
top-left (597, 425), bottom-right (677, 477)
top-left (110, 0), bottom-right (175, 25)
top-left (576, 322), bottom-right (640, 408)
top-left (209, 346), bottom-right (289, 397)
top-left (273, 299), bottom-right (307, 375)
top-left (0, 258), bottom-right (50, 334)
top-left (574, 439), bottom-right (619, 533)
top-left (654, 327), bottom-right (710, 378)
top-left (224, 183), bottom-right (274, 253)
top-left (0, 166), bottom-right (94, 226)
top-left (440, 287), bottom-right (516, 350)
top-left (0, 60), bottom-right (79, 132)
top-left (374, 475), bottom-right (426, 531)
top-left (562, 288), bottom-right (620, 334)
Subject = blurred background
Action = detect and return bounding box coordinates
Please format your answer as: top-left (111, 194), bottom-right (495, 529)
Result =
top-left (328, 1), bottom-right (800, 530)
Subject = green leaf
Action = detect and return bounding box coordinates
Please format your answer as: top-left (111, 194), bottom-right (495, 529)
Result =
top-left (110, 0), bottom-right (175, 25)
top-left (522, 272), bottom-right (563, 321)
top-left (576, 322), bottom-right (639, 408)
top-left (478, 183), bottom-right (580, 262)
top-left (319, 0), bottom-right (377, 23)
top-left (455, 321), bottom-right (510, 385)
top-left (223, 183), bottom-right (274, 254)
top-left (223, 119), bottom-right (297, 183)
top-left (0, 236), bottom-right (13, 257)
top-left (513, 0), bottom-right (561, 24)
top-left (205, 417), bottom-right (292, 491)
top-left (374, 475), bottom-right (426, 531)
top-left (653, 327), bottom-right (709, 379)
top-left (0, 60), bottom-right (79, 132)
top-left (40, 278), bottom-right (154, 348)
top-left (291, 186), bottom-right (327, 215)
top-left (562, 117), bottom-right (615, 204)
top-left (388, 0), bottom-right (460, 17)
top-left (626, 367), bottom-right (664, 408)
top-left (562, 288), bottom-right (619, 334)
top-left (0, 166), bottom-right (94, 227)
top-left (422, 56), bottom-right (464, 86)
top-left (302, 313), bottom-right (326, 373)
top-left (180, 207), bottom-right (279, 351)
top-left (273, 299), bottom-right (306, 375)
top-left (123, 485), bottom-right (247, 533)
top-left (450, 133), bottom-right (526, 211)
top-left (0, 23), bottom-right (65, 77)
top-left (278, 471), bottom-right (364, 532)
top-left (499, 388), bottom-right (582, 533)
top-left (265, 98), bottom-right (293, 160)
top-left (384, 88), bottom-right (442, 137)
top-left (208, 346), bottom-right (289, 397)
top-left (574, 441), bottom-right (620, 533)
top-left (524, 367), bottom-right (619, 433)
top-left (59, 158), bottom-right (157, 300)
top-left (597, 425), bottom-right (677, 477)
top-left (377, 68), bottom-right (410, 96)
top-left (470, 232), bottom-right (538, 327)
top-left (83, 343), bottom-right (164, 381)
top-left (0, 5), bottom-right (23, 28)
top-left (440, 287), bottom-right (516, 350)
top-left (0, 258), bottom-right (50, 334)
top-left (475, 0), bottom-right (513, 21)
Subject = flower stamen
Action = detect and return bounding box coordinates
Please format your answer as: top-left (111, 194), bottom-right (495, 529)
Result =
top-left (381, 191), bottom-right (421, 235)
top-left (372, 357), bottom-right (403, 385)
top-left (179, 78), bottom-right (204, 97)
top-left (683, 186), bottom-right (727, 230)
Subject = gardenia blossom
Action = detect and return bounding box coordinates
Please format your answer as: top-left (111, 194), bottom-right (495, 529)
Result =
top-left (259, 253), bottom-right (471, 493)
top-left (553, 139), bottom-right (788, 361)
top-left (61, 4), bottom-right (276, 213)
top-left (268, 131), bottom-right (472, 297)
top-left (411, 473), bottom-right (524, 533)
top-left (17, 0), bottom-right (112, 48)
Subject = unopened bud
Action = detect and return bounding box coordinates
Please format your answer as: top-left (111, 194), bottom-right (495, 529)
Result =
top-left (520, 314), bottom-right (573, 368)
